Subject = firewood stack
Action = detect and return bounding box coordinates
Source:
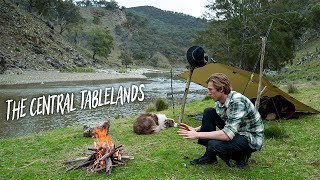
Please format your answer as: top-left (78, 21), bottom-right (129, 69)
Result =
top-left (65, 121), bottom-right (133, 175)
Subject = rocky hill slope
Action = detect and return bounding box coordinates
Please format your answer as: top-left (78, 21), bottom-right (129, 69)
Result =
top-left (0, 1), bottom-right (207, 73)
top-left (77, 7), bottom-right (127, 67)
top-left (0, 0), bottom-right (88, 74)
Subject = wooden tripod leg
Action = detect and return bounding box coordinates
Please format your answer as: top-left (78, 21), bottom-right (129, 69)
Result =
top-left (178, 67), bottom-right (195, 123)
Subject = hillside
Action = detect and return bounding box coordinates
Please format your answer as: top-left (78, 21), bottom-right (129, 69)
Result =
top-left (76, 7), bottom-right (127, 67)
top-left (1, 0), bottom-right (317, 74)
top-left (76, 6), bottom-right (208, 67)
top-left (0, 1), bottom-right (208, 73)
top-left (0, 0), bottom-right (88, 73)
top-left (267, 39), bottom-right (320, 83)
top-left (126, 6), bottom-right (206, 30)
top-left (117, 6), bottom-right (207, 67)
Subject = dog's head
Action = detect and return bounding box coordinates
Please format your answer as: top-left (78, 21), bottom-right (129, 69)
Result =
top-left (156, 114), bottom-right (178, 128)
top-left (164, 118), bottom-right (178, 128)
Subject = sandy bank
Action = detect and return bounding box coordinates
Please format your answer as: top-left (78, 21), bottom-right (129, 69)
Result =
top-left (0, 70), bottom-right (148, 85)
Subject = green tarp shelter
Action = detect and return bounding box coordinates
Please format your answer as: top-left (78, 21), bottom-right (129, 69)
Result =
top-left (178, 63), bottom-right (319, 114)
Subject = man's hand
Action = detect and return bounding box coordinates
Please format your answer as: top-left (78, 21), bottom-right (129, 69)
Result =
top-left (178, 128), bottom-right (199, 139)
top-left (178, 123), bottom-right (193, 131)
top-left (178, 123), bottom-right (199, 139)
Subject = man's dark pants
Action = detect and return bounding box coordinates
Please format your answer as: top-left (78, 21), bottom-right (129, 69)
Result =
top-left (198, 108), bottom-right (255, 165)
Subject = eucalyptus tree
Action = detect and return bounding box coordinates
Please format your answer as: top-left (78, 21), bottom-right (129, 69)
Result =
top-left (119, 52), bottom-right (133, 68)
top-left (54, 0), bottom-right (83, 35)
top-left (308, 1), bottom-right (320, 35)
top-left (196, 0), bottom-right (308, 71)
top-left (14, 0), bottom-right (83, 35)
top-left (87, 27), bottom-right (114, 61)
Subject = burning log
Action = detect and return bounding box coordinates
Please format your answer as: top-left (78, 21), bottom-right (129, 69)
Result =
top-left (88, 148), bottom-right (98, 152)
top-left (99, 145), bottom-right (123, 161)
top-left (66, 120), bottom-right (132, 175)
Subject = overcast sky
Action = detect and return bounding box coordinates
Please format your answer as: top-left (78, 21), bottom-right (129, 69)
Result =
top-left (115, 0), bottom-right (209, 18)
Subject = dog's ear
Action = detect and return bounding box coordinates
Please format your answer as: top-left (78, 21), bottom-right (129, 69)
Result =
top-left (153, 114), bottom-right (159, 125)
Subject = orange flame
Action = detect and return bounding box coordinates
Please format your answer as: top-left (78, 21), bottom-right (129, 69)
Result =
top-left (94, 127), bottom-right (114, 152)
top-left (93, 126), bottom-right (121, 163)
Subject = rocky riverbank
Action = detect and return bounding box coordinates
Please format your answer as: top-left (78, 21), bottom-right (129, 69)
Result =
top-left (0, 69), bottom-right (153, 85)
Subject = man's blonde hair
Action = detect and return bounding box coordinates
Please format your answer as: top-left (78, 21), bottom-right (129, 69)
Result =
top-left (206, 73), bottom-right (231, 94)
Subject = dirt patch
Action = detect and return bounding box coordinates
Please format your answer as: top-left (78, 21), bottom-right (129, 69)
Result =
top-left (306, 160), bottom-right (320, 166)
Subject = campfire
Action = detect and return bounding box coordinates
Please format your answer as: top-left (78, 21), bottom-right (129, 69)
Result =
top-left (65, 121), bottom-right (133, 175)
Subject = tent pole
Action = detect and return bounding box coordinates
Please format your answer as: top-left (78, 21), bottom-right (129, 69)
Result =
top-left (271, 97), bottom-right (281, 119)
top-left (170, 68), bottom-right (176, 119)
top-left (256, 21), bottom-right (272, 109)
top-left (178, 67), bottom-right (195, 123)
top-left (255, 37), bottom-right (266, 109)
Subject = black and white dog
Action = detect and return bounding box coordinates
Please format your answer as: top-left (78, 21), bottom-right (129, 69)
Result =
top-left (133, 113), bottom-right (178, 135)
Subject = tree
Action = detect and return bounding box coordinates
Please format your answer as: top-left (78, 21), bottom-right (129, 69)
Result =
top-left (308, 2), bottom-right (320, 34)
top-left (93, 16), bottom-right (101, 25)
top-left (88, 27), bottom-right (114, 61)
top-left (105, 0), bottom-right (119, 10)
top-left (67, 24), bottom-right (84, 45)
top-left (33, 0), bottom-right (55, 17)
top-left (75, 0), bottom-right (90, 7)
top-left (197, 0), bottom-right (307, 71)
top-left (21, 0), bottom-right (55, 15)
top-left (119, 52), bottom-right (133, 68)
top-left (54, 0), bottom-right (83, 34)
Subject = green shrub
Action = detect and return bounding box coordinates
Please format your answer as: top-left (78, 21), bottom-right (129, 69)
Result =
top-left (14, 47), bottom-right (21, 52)
top-left (145, 103), bottom-right (156, 112)
top-left (202, 95), bottom-right (211, 101)
top-left (60, 67), bottom-right (96, 73)
top-left (264, 125), bottom-right (288, 139)
top-left (93, 16), bottom-right (101, 25)
top-left (114, 114), bottom-right (124, 119)
top-left (117, 68), bottom-right (127, 73)
top-left (155, 98), bottom-right (169, 111)
top-left (287, 83), bottom-right (299, 93)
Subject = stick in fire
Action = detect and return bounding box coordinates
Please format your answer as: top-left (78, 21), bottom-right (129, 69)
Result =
top-left (65, 120), bottom-right (133, 175)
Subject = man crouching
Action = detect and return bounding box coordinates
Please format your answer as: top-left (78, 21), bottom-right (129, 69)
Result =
top-left (178, 73), bottom-right (264, 168)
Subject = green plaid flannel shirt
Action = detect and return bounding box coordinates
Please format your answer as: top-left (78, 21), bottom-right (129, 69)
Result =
top-left (215, 91), bottom-right (264, 150)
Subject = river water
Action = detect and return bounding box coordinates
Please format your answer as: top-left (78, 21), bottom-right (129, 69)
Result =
top-left (0, 72), bottom-right (206, 138)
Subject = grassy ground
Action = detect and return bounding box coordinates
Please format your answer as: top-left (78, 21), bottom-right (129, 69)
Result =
top-left (0, 82), bottom-right (319, 179)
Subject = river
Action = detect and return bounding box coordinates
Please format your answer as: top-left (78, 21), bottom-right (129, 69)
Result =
top-left (0, 72), bottom-right (206, 138)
